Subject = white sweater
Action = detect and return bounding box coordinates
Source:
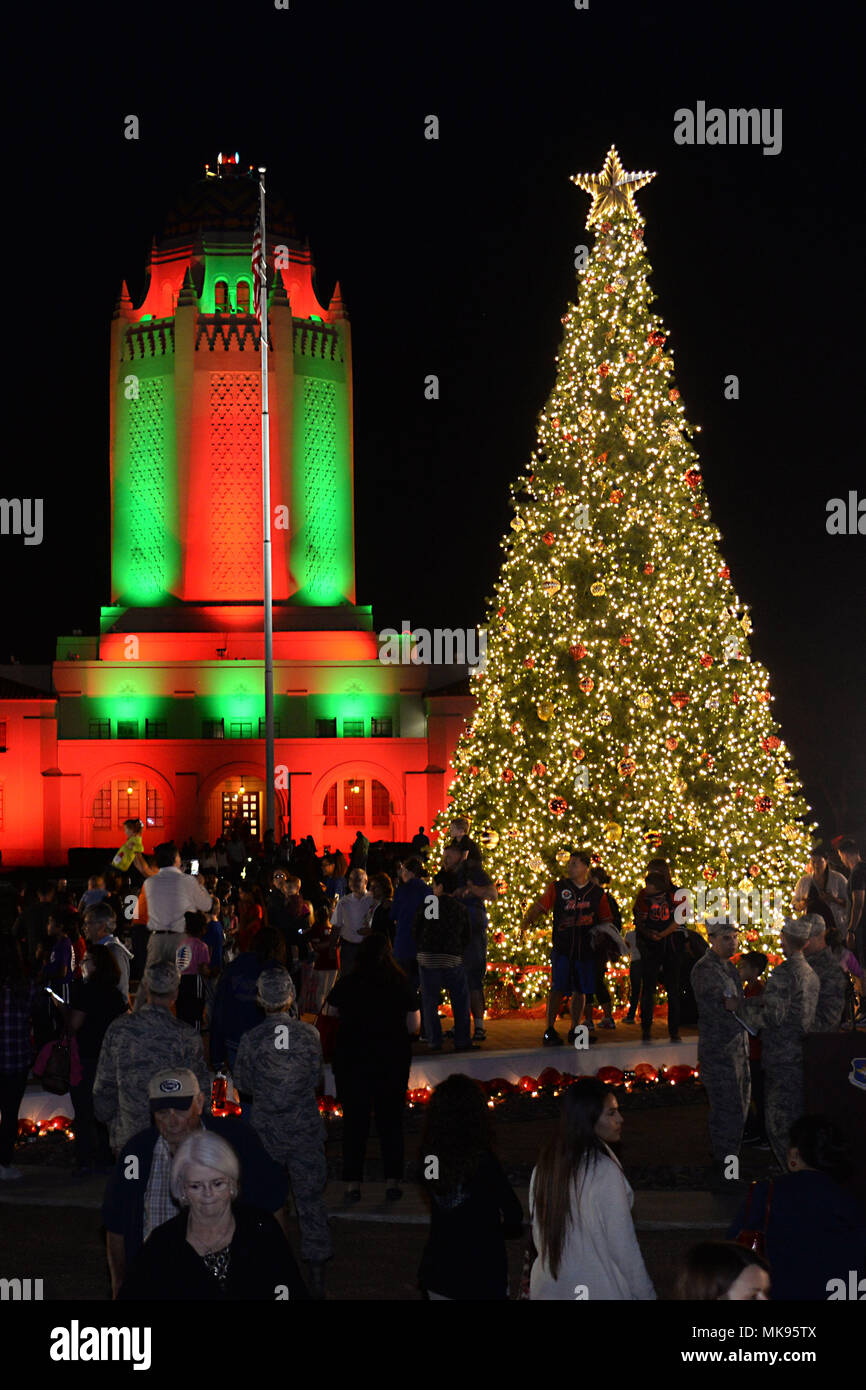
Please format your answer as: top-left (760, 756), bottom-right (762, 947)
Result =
top-left (529, 1145), bottom-right (656, 1301)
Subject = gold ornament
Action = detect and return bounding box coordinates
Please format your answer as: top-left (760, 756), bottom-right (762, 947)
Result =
top-left (537, 702), bottom-right (555, 721)
top-left (774, 775), bottom-right (792, 795)
top-left (480, 829), bottom-right (500, 849)
top-left (578, 409), bottom-right (592, 427)
top-left (618, 757), bottom-right (637, 777)
top-left (541, 579), bottom-right (561, 596)
top-left (529, 854), bottom-right (545, 873)
top-left (510, 516), bottom-right (525, 531)
top-left (598, 710), bottom-right (612, 724)
top-left (781, 824), bottom-right (798, 843)
top-left (741, 614), bottom-right (752, 634)
top-left (571, 146), bottom-right (656, 226)
top-left (603, 821), bottom-right (623, 843)
top-left (738, 878), bottom-right (752, 893)
top-left (661, 608), bottom-right (674, 623)
top-left (613, 273), bottom-right (627, 291)
top-left (590, 581), bottom-right (606, 597)
top-left (636, 692), bottom-right (652, 710)
top-left (672, 776), bottom-right (686, 795)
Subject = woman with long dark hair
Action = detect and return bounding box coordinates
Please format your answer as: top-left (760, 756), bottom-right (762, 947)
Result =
top-left (418, 1074), bottom-right (523, 1300)
top-left (324, 933), bottom-right (419, 1203)
top-left (237, 884), bottom-right (268, 954)
top-left (67, 944), bottom-right (128, 1172)
top-left (530, 1078), bottom-right (655, 1300)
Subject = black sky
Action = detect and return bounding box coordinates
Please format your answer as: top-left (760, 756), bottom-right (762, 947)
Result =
top-left (5, 1), bottom-right (864, 836)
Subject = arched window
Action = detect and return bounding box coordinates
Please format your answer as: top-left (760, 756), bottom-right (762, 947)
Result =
top-left (236, 280), bottom-right (250, 313)
top-left (322, 784), bottom-right (337, 825)
top-left (371, 780), bottom-right (390, 826)
top-left (214, 280), bottom-right (228, 312)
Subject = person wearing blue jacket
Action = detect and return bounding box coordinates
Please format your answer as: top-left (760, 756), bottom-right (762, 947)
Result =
top-left (391, 858), bottom-right (429, 1011)
top-left (210, 927), bottom-right (288, 1069)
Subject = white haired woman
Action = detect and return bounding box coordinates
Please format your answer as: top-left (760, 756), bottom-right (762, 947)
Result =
top-left (117, 1130), bottom-right (308, 1300)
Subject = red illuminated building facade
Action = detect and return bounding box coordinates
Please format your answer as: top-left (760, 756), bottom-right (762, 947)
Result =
top-left (0, 158), bottom-right (471, 866)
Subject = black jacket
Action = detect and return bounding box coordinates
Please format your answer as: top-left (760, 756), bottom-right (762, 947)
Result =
top-left (412, 894), bottom-right (471, 957)
top-left (117, 1203), bottom-right (309, 1301)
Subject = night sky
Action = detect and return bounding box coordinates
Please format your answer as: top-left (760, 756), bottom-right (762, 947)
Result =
top-left (6, 2), bottom-right (863, 837)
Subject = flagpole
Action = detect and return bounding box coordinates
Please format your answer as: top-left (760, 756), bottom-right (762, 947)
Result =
top-left (258, 166), bottom-right (276, 842)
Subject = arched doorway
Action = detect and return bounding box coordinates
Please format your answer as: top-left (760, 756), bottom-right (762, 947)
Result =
top-left (313, 771), bottom-right (399, 847)
top-left (197, 765), bottom-right (289, 845)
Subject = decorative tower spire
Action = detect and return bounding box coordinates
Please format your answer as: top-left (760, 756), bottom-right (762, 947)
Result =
top-left (177, 266), bottom-right (198, 309)
top-left (328, 280), bottom-right (348, 321)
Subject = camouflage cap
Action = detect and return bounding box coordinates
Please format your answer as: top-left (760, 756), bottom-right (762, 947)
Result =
top-left (780, 916), bottom-right (811, 944)
top-left (143, 960), bottom-right (181, 995)
top-left (706, 918), bottom-right (742, 937)
top-left (257, 965), bottom-right (295, 1008)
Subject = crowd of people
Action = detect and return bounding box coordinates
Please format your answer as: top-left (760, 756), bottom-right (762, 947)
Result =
top-left (0, 819), bottom-right (864, 1300)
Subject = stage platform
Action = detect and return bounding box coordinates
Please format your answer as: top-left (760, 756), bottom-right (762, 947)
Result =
top-left (325, 1015), bottom-right (699, 1092)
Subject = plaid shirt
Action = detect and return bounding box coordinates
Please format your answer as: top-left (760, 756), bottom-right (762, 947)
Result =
top-left (143, 1134), bottom-right (181, 1240)
top-left (0, 980), bottom-right (37, 1074)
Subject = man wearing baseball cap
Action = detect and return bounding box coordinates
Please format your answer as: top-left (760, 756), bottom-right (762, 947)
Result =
top-left (802, 912), bottom-right (848, 1032)
top-left (730, 917), bottom-right (819, 1169)
top-left (93, 962), bottom-right (211, 1154)
top-left (691, 917), bottom-right (751, 1187)
top-left (102, 1067), bottom-right (289, 1298)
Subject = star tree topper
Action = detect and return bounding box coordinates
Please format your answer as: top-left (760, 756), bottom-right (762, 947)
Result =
top-left (571, 146), bottom-right (656, 226)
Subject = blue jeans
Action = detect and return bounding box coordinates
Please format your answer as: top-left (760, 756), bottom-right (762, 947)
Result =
top-left (419, 964), bottom-right (471, 1047)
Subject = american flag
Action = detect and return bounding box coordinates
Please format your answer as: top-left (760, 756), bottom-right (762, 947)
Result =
top-left (252, 206), bottom-right (267, 339)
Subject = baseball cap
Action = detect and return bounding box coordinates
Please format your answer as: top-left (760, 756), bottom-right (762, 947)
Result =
top-left (257, 966), bottom-right (295, 1008)
top-left (780, 916), bottom-right (811, 945)
top-left (148, 1068), bottom-right (201, 1111)
top-left (143, 961), bottom-right (181, 995)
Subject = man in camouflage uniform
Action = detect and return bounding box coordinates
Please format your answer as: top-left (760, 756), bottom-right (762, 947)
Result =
top-left (93, 962), bottom-right (211, 1154)
top-left (802, 913), bottom-right (847, 1032)
top-left (233, 966), bottom-right (332, 1296)
top-left (736, 917), bottom-right (820, 1169)
top-left (691, 918), bottom-right (750, 1185)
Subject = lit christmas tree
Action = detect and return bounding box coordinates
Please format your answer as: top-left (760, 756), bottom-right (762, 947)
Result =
top-left (441, 147), bottom-right (815, 1007)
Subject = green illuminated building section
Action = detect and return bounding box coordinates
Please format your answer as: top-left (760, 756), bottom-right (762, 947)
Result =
top-left (113, 368), bottom-right (181, 605)
top-left (291, 372), bottom-right (354, 605)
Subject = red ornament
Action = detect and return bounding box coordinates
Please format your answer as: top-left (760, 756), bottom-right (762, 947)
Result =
top-left (610, 489), bottom-right (624, 503)
top-left (670, 692), bottom-right (690, 710)
top-left (511, 722), bottom-right (521, 734)
top-left (634, 1063), bottom-right (658, 1083)
top-left (537, 1068), bottom-right (562, 1088)
top-left (597, 1066), bottom-right (624, 1085)
top-left (569, 643), bottom-right (587, 659)
top-left (666, 1065), bottom-right (693, 1084)
top-left (644, 562), bottom-right (654, 575)
top-left (706, 757), bottom-right (715, 770)
top-left (563, 431), bottom-right (573, 442)
top-left (599, 363), bottom-right (610, 377)
top-left (532, 762), bottom-right (547, 777)
top-left (734, 786), bottom-right (744, 799)
top-left (665, 737), bottom-right (679, 751)
top-left (469, 765), bottom-right (479, 777)
top-left (497, 607), bottom-right (505, 617)
top-left (553, 483), bottom-right (565, 496)
top-left (669, 388), bottom-right (680, 401)
top-left (604, 283), bottom-right (614, 294)
top-left (502, 768), bottom-right (514, 782)
top-left (524, 656), bottom-right (535, 668)
top-left (623, 388), bottom-right (633, 403)
top-left (619, 634), bottom-right (633, 647)
top-left (597, 451), bottom-right (608, 463)
top-left (759, 690), bottom-right (771, 703)
top-left (719, 566), bottom-right (730, 580)
top-left (542, 531), bottom-right (555, 546)
top-left (600, 220), bottom-right (612, 232)
top-left (732, 691), bottom-right (740, 704)
top-left (573, 747), bottom-right (586, 761)
top-left (632, 227), bottom-right (644, 239)
top-left (549, 797), bottom-right (569, 816)
top-left (754, 794), bottom-right (773, 813)
top-left (699, 654), bottom-right (713, 668)
top-left (647, 331), bottom-right (665, 346)
top-left (761, 735), bottom-right (781, 752)
top-left (552, 416), bottom-right (560, 428)
top-left (518, 1075), bottom-right (536, 1092)
top-left (493, 931), bottom-right (505, 945)
top-left (684, 468), bottom-right (701, 489)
